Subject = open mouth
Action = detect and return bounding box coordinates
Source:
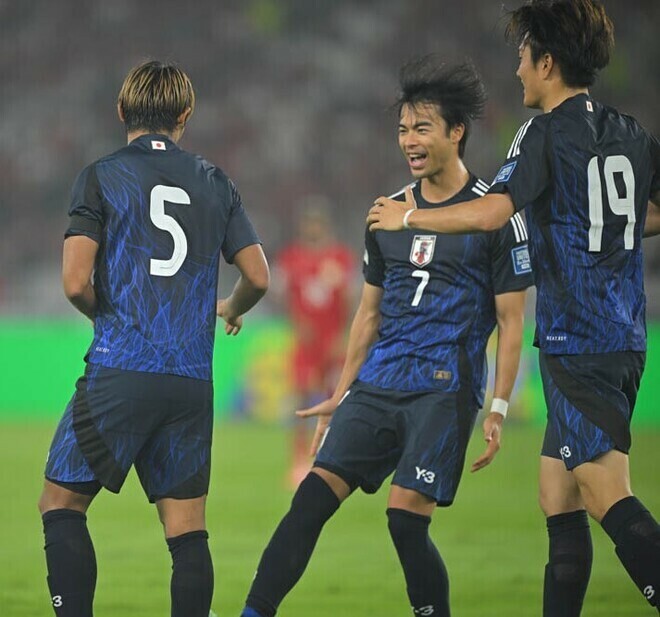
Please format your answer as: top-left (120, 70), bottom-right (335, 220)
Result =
top-left (408, 153), bottom-right (427, 170)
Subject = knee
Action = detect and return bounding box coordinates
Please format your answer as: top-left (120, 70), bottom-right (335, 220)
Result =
top-left (387, 508), bottom-right (431, 544)
top-left (538, 487), bottom-right (583, 518)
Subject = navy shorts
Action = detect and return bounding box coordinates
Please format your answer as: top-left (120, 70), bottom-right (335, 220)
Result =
top-left (314, 380), bottom-right (479, 506)
top-left (45, 363), bottom-right (214, 502)
top-left (540, 351), bottom-right (645, 470)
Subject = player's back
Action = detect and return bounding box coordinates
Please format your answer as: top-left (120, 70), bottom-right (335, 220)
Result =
top-left (69, 134), bottom-right (251, 380)
top-left (527, 94), bottom-right (655, 354)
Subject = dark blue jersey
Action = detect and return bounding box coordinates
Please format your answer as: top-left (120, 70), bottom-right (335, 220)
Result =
top-left (358, 176), bottom-right (533, 405)
top-left (489, 94), bottom-right (660, 354)
top-left (66, 134), bottom-right (260, 380)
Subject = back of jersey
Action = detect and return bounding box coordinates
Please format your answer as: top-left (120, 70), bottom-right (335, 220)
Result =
top-left (66, 134), bottom-right (259, 380)
top-left (491, 94), bottom-right (658, 354)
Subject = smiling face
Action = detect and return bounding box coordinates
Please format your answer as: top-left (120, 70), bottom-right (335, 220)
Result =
top-left (398, 102), bottom-right (463, 181)
top-left (516, 42), bottom-right (546, 109)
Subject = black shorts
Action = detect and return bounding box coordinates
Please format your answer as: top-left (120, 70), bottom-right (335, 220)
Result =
top-left (314, 380), bottom-right (479, 506)
top-left (540, 351), bottom-right (645, 470)
top-left (45, 363), bottom-right (214, 502)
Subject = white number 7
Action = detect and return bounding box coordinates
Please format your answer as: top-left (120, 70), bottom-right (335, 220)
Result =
top-left (411, 270), bottom-right (429, 306)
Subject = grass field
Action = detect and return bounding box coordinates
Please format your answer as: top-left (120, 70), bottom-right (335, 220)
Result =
top-left (1, 421), bottom-right (657, 617)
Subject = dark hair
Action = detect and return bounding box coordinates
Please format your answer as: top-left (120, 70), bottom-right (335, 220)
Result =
top-left (118, 60), bottom-right (195, 133)
top-left (505, 0), bottom-right (614, 87)
top-left (396, 57), bottom-right (487, 158)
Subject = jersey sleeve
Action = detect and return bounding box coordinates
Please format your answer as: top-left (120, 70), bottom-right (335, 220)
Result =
top-left (488, 117), bottom-right (551, 213)
top-left (65, 164), bottom-right (104, 242)
top-left (363, 227), bottom-right (385, 287)
top-left (489, 211), bottom-right (534, 295)
top-left (650, 134), bottom-right (660, 198)
top-left (221, 180), bottom-right (261, 264)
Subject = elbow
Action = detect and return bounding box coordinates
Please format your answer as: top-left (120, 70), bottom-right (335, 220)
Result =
top-left (63, 278), bottom-right (88, 301)
top-left (248, 268), bottom-right (270, 295)
top-left (480, 210), bottom-right (509, 233)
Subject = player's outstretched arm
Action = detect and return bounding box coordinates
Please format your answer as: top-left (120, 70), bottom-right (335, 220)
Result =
top-left (297, 282), bottom-right (383, 455)
top-left (471, 289), bottom-right (527, 472)
top-left (367, 187), bottom-right (515, 234)
top-left (644, 195), bottom-right (660, 238)
top-left (62, 235), bottom-right (99, 321)
top-left (217, 244), bottom-right (269, 335)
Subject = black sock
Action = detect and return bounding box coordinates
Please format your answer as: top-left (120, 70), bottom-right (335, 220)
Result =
top-left (244, 472), bottom-right (341, 617)
top-left (601, 496), bottom-right (660, 608)
top-left (543, 510), bottom-right (592, 617)
top-left (42, 509), bottom-right (97, 617)
top-left (387, 508), bottom-right (450, 617)
top-left (167, 530), bottom-right (214, 617)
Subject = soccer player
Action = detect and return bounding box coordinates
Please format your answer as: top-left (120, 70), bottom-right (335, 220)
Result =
top-left (239, 60), bottom-right (533, 617)
top-left (275, 203), bottom-right (355, 486)
top-left (38, 61), bottom-right (269, 617)
top-left (367, 1), bottom-right (660, 614)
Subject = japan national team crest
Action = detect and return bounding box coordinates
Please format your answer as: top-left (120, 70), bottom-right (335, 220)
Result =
top-left (409, 235), bottom-right (436, 267)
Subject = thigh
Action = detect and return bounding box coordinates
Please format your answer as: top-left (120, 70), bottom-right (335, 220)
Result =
top-left (538, 455), bottom-right (584, 517)
top-left (540, 352), bottom-right (643, 470)
top-left (393, 389), bottom-right (479, 507)
top-left (135, 374), bottom-right (214, 503)
top-left (314, 383), bottom-right (401, 494)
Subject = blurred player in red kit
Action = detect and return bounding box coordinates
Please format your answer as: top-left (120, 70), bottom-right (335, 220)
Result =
top-left (275, 201), bottom-right (356, 487)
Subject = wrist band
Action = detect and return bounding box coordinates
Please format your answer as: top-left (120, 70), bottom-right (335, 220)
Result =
top-left (402, 208), bottom-right (416, 229)
top-left (490, 397), bottom-right (509, 418)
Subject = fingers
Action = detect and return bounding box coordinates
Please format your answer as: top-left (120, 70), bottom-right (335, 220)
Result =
top-left (405, 185), bottom-right (417, 209)
top-left (470, 434), bottom-right (501, 473)
top-left (296, 407), bottom-right (318, 418)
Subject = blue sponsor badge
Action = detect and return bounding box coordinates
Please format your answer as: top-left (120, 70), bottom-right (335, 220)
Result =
top-left (511, 245), bottom-right (531, 275)
top-left (494, 161), bottom-right (517, 184)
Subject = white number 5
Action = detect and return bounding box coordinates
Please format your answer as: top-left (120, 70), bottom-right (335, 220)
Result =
top-left (588, 155), bottom-right (635, 252)
top-left (411, 270), bottom-right (429, 306)
top-left (149, 185), bottom-right (191, 277)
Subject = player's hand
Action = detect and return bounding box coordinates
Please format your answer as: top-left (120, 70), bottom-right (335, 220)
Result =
top-left (470, 412), bottom-right (503, 472)
top-left (367, 185), bottom-right (416, 231)
top-left (296, 397), bottom-right (337, 456)
top-left (216, 298), bottom-right (243, 335)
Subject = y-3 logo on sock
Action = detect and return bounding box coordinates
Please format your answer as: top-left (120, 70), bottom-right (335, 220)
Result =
top-left (415, 467), bottom-right (435, 484)
top-left (643, 585), bottom-right (655, 600)
top-left (413, 605), bottom-right (435, 615)
top-left (52, 595), bottom-right (63, 608)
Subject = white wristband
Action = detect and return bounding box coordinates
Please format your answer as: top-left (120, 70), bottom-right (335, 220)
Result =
top-left (402, 208), bottom-right (416, 229)
top-left (490, 398), bottom-right (509, 419)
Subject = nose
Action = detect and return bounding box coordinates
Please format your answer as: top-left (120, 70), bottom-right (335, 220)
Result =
top-left (400, 132), bottom-right (418, 150)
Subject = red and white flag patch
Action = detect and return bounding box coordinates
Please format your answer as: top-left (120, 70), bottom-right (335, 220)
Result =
top-left (151, 140), bottom-right (166, 150)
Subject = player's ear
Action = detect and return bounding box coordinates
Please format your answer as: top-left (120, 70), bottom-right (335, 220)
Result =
top-left (117, 102), bottom-right (125, 123)
top-left (450, 123), bottom-right (465, 146)
top-left (177, 107), bottom-right (193, 127)
top-left (540, 53), bottom-right (554, 79)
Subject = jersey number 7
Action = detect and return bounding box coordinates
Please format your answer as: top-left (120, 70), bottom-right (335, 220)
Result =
top-left (149, 185), bottom-right (191, 277)
top-left (588, 155), bottom-right (635, 252)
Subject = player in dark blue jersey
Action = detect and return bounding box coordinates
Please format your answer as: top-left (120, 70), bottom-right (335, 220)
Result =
top-left (38, 61), bottom-right (269, 617)
top-left (368, 1), bottom-right (660, 614)
top-left (238, 60), bottom-right (532, 617)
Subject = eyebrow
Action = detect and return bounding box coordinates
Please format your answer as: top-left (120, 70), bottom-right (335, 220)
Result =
top-left (399, 120), bottom-right (434, 129)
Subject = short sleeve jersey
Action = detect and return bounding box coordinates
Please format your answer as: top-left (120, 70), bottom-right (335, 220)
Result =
top-left (489, 94), bottom-right (660, 354)
top-left (277, 242), bottom-right (355, 339)
top-left (358, 176), bottom-right (534, 405)
top-left (66, 134), bottom-right (260, 380)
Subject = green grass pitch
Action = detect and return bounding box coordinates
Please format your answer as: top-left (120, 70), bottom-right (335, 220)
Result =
top-left (1, 421), bottom-right (657, 616)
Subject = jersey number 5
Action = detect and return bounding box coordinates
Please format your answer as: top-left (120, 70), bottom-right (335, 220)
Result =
top-left (588, 155), bottom-right (636, 252)
top-left (149, 185), bottom-right (191, 277)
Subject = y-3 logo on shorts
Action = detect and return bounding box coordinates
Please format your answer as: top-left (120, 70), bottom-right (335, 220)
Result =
top-left (415, 467), bottom-right (435, 484)
top-left (559, 446), bottom-right (572, 459)
top-left (644, 585), bottom-right (655, 600)
top-left (413, 605), bottom-right (435, 615)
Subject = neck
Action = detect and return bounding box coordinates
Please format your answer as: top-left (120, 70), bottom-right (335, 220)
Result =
top-left (126, 128), bottom-right (180, 145)
top-left (419, 158), bottom-right (470, 203)
top-left (542, 86), bottom-right (589, 113)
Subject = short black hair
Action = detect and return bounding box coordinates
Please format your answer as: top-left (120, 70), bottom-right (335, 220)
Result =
top-left (396, 57), bottom-right (487, 158)
top-left (506, 0), bottom-right (614, 88)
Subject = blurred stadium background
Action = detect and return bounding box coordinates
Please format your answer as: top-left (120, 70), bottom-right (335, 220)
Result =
top-left (0, 1), bottom-right (658, 616)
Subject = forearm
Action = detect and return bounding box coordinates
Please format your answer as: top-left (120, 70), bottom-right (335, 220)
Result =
top-left (644, 198), bottom-right (660, 238)
top-left (66, 283), bottom-right (97, 321)
top-left (492, 316), bottom-right (524, 402)
top-left (330, 307), bottom-right (380, 402)
top-left (225, 276), bottom-right (267, 317)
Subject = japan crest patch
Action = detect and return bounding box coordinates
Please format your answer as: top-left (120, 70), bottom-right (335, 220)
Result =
top-left (410, 235), bottom-right (436, 267)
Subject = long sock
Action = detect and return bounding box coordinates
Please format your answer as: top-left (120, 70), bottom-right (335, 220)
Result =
top-left (42, 509), bottom-right (97, 617)
top-left (167, 530), bottom-right (214, 617)
top-left (243, 472), bottom-right (341, 617)
top-left (543, 510), bottom-right (592, 617)
top-left (387, 508), bottom-right (450, 617)
top-left (601, 496), bottom-right (660, 609)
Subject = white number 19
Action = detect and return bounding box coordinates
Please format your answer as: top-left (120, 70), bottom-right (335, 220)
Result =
top-left (588, 155), bottom-right (636, 252)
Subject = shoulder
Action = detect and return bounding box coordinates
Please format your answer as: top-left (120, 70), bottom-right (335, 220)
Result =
top-left (387, 181), bottom-right (417, 202)
top-left (506, 115), bottom-right (550, 160)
